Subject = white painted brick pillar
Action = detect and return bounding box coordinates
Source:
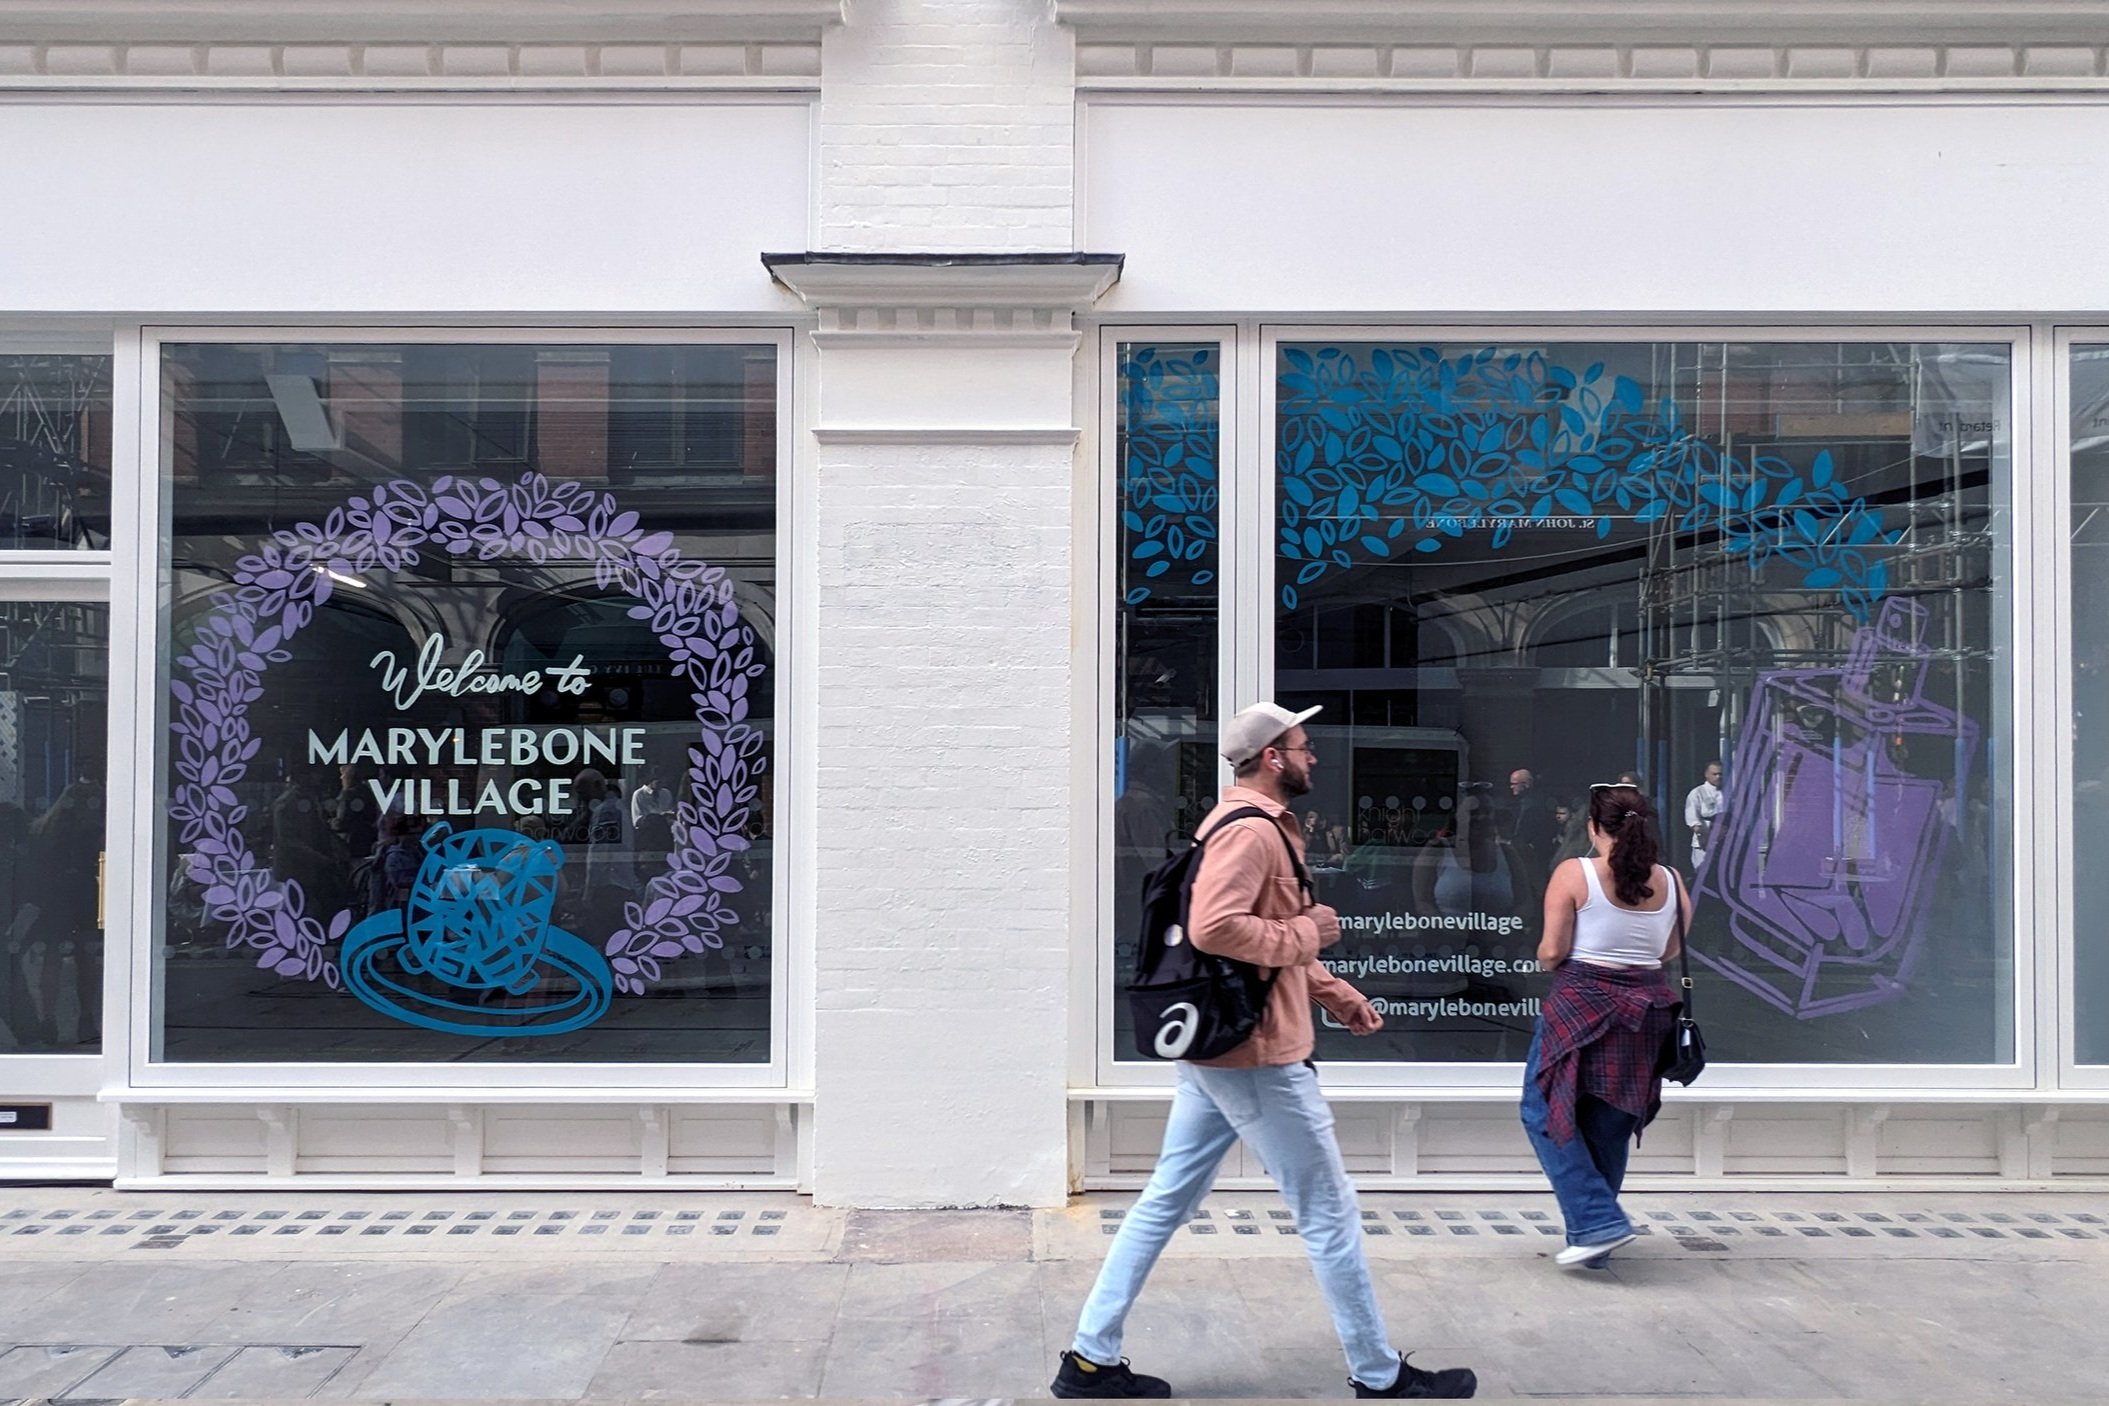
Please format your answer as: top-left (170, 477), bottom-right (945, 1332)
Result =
top-left (780, 1), bottom-right (1101, 1209)
top-left (771, 257), bottom-right (1118, 1207)
top-left (818, 0), bottom-right (1076, 251)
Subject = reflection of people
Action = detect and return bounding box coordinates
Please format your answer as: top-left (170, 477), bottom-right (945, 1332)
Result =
top-left (1522, 783), bottom-right (1687, 1271)
top-left (1501, 767), bottom-right (1554, 873)
top-left (1054, 702), bottom-right (1475, 1402)
top-left (564, 768), bottom-right (635, 925)
top-left (1549, 798), bottom-right (1593, 867)
top-left (1683, 761), bottom-right (1724, 870)
top-left (271, 770), bottom-right (350, 917)
top-left (633, 812), bottom-right (675, 885)
top-left (1413, 787), bottom-right (1539, 922)
top-left (21, 780), bottom-right (104, 1047)
top-left (1301, 809), bottom-right (1349, 869)
top-left (327, 762), bottom-right (379, 871)
top-left (630, 769), bottom-right (676, 829)
top-left (361, 809), bottom-right (421, 914)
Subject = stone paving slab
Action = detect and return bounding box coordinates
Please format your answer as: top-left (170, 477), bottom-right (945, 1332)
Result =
top-left (0, 1343), bottom-right (121, 1398)
top-left (66, 1344), bottom-right (237, 1399)
top-left (1, 1188), bottom-right (2107, 1400)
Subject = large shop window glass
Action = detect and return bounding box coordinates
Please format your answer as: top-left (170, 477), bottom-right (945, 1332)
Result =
top-left (0, 603), bottom-right (108, 1053)
top-left (0, 354), bottom-right (112, 549)
top-left (1111, 344), bottom-right (1220, 1056)
top-left (2071, 345), bottom-right (2109, 1065)
top-left (1275, 342), bottom-right (2011, 1065)
top-left (157, 343), bottom-right (777, 1064)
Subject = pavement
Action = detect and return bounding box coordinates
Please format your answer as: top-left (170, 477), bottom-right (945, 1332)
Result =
top-left (0, 1185), bottom-right (2105, 1402)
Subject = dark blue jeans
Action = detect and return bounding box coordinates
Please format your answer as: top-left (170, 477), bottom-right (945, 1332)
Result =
top-left (1520, 1029), bottom-right (1640, 1248)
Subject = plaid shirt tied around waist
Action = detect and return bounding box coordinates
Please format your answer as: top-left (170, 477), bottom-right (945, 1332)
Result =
top-left (1534, 961), bottom-right (1680, 1147)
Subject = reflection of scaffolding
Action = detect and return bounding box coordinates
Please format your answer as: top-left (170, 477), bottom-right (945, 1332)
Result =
top-left (1631, 344), bottom-right (1997, 779)
top-left (0, 355), bottom-right (110, 549)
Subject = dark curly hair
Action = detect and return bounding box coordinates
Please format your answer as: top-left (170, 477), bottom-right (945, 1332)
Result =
top-left (1587, 784), bottom-right (1663, 906)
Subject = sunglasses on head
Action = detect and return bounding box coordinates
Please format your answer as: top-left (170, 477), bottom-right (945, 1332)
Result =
top-left (1589, 781), bottom-right (1635, 791)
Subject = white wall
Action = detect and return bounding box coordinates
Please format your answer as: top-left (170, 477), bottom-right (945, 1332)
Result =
top-left (0, 100), bottom-right (812, 314)
top-left (1083, 98), bottom-right (2109, 314)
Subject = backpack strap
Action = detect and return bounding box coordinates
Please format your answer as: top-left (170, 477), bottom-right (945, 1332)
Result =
top-left (1195, 805), bottom-right (1312, 899)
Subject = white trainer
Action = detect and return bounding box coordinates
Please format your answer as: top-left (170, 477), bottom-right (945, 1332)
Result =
top-left (1555, 1232), bottom-right (1636, 1268)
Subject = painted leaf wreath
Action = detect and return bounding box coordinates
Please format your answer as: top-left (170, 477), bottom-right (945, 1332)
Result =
top-left (166, 473), bottom-right (766, 998)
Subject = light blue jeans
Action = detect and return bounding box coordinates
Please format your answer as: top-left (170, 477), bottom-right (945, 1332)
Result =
top-left (1072, 1061), bottom-right (1401, 1387)
top-left (1519, 1029), bottom-right (1640, 1249)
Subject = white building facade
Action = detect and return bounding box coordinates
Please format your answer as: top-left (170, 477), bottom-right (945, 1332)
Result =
top-left (2, 0), bottom-right (2108, 1205)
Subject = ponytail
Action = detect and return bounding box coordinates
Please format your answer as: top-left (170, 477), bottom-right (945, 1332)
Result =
top-left (1586, 785), bottom-right (1663, 906)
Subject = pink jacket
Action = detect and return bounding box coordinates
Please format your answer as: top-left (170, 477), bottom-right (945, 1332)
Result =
top-left (1187, 786), bottom-right (1375, 1067)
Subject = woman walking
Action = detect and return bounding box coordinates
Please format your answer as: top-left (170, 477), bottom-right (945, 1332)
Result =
top-left (1522, 782), bottom-right (1690, 1269)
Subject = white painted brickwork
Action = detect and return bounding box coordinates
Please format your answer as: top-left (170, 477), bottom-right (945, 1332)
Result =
top-left (820, 0), bottom-right (1076, 249)
top-left (811, 443), bottom-right (1075, 1206)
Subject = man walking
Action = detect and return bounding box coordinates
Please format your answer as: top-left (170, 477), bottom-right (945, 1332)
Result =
top-left (1683, 761), bottom-right (1724, 872)
top-left (1503, 766), bottom-right (1554, 875)
top-left (1053, 703), bottom-right (1477, 1400)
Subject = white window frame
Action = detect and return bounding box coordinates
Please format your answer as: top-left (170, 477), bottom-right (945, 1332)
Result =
top-left (0, 322), bottom-right (124, 1107)
top-left (2052, 324), bottom-right (2109, 1090)
top-left (112, 324), bottom-right (803, 1097)
top-left (1094, 319), bottom-right (2048, 1096)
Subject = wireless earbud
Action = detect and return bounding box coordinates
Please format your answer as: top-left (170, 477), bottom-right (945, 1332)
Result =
top-left (1272, 759), bottom-right (1285, 771)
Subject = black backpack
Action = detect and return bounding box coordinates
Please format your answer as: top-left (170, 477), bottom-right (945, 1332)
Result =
top-left (1126, 806), bottom-right (1312, 1061)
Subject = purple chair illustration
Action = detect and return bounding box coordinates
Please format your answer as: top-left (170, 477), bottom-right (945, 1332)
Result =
top-left (1697, 599), bottom-right (1979, 1018)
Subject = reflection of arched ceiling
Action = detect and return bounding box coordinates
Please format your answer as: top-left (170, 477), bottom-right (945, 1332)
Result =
top-left (170, 561), bottom-right (449, 647)
top-left (1523, 589), bottom-right (1799, 667)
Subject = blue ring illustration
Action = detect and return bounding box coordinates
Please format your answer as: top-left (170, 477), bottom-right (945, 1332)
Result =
top-left (342, 909), bottom-right (614, 1036)
top-left (339, 824), bottom-right (615, 1037)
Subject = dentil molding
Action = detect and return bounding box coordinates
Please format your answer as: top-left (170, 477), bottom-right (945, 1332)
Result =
top-left (0, 2), bottom-right (843, 43)
top-left (0, 0), bottom-right (838, 87)
top-left (762, 253), bottom-right (1124, 346)
top-left (1058, 0), bottom-right (2109, 89)
top-left (1053, 2), bottom-right (2109, 47)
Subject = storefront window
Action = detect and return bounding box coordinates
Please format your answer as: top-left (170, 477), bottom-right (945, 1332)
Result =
top-left (0, 354), bottom-right (112, 550)
top-left (156, 342), bottom-right (777, 1064)
top-left (2071, 344), bottom-right (2109, 1065)
top-left (1275, 341), bottom-right (2011, 1065)
top-left (1111, 343), bottom-right (1220, 1057)
top-left (0, 602), bottom-right (108, 1053)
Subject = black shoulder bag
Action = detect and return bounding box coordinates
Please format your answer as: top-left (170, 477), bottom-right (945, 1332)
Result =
top-left (1657, 867), bottom-right (1708, 1085)
top-left (1125, 807), bottom-right (1311, 1062)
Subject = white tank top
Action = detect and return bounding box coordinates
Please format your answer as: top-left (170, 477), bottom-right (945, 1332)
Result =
top-left (1571, 858), bottom-right (1677, 967)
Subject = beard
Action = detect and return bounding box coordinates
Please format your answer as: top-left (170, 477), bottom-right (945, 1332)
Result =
top-left (1284, 765), bottom-right (1315, 797)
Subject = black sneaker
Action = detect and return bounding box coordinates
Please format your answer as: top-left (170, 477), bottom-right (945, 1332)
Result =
top-left (1351, 1352), bottom-right (1478, 1399)
top-left (1051, 1349), bottom-right (1173, 1399)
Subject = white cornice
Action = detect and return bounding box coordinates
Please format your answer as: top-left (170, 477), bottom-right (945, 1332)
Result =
top-left (0, 40), bottom-right (823, 87)
top-left (0, 1), bottom-right (843, 44)
top-left (763, 255), bottom-right (1123, 342)
top-left (1054, 2), bottom-right (2109, 46)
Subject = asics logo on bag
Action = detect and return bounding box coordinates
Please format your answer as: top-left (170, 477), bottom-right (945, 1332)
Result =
top-left (1153, 1002), bottom-right (1200, 1058)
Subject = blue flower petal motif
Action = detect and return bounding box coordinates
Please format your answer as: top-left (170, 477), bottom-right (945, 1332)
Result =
top-left (1271, 346), bottom-right (1895, 621)
top-left (1119, 346), bottom-right (1219, 605)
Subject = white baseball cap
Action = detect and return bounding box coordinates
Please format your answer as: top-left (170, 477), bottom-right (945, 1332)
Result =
top-left (1220, 702), bottom-right (1323, 766)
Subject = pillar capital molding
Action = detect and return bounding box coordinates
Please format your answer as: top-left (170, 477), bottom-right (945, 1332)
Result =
top-left (762, 252), bottom-right (1123, 347)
